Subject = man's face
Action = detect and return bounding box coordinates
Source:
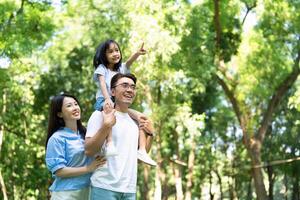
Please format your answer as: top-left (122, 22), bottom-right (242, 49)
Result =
top-left (112, 77), bottom-right (136, 105)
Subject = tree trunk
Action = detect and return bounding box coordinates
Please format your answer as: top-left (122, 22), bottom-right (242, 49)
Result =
top-left (0, 171), bottom-right (8, 200)
top-left (154, 124), bottom-right (164, 200)
top-left (0, 91), bottom-right (8, 200)
top-left (246, 177), bottom-right (253, 200)
top-left (185, 132), bottom-right (196, 200)
top-left (153, 85), bottom-right (164, 200)
top-left (215, 170), bottom-right (223, 200)
top-left (154, 133), bottom-right (164, 200)
top-left (284, 173), bottom-right (288, 200)
top-left (267, 165), bottom-right (275, 200)
top-left (162, 182), bottom-right (170, 200)
top-left (292, 171), bottom-right (299, 200)
top-left (249, 145), bottom-right (269, 200)
top-left (140, 166), bottom-right (150, 200)
top-left (209, 172), bottom-right (214, 200)
top-left (228, 176), bottom-right (238, 200)
top-left (172, 162), bottom-right (183, 200)
top-left (172, 129), bottom-right (183, 200)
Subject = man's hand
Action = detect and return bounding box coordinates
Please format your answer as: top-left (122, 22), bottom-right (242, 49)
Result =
top-left (139, 116), bottom-right (154, 135)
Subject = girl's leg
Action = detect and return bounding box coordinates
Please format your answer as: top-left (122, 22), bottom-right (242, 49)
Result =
top-left (137, 129), bottom-right (156, 166)
top-left (138, 129), bottom-right (147, 151)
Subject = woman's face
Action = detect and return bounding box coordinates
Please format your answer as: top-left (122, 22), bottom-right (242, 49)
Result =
top-left (58, 97), bottom-right (81, 121)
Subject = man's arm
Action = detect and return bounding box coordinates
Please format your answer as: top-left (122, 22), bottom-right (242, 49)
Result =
top-left (145, 134), bottom-right (153, 153)
top-left (85, 107), bottom-right (116, 156)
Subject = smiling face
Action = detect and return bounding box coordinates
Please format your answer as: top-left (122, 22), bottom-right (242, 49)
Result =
top-left (106, 42), bottom-right (121, 68)
top-left (111, 77), bottom-right (136, 107)
top-left (58, 97), bottom-right (81, 122)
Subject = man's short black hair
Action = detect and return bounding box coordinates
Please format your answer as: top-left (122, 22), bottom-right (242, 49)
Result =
top-left (110, 73), bottom-right (137, 89)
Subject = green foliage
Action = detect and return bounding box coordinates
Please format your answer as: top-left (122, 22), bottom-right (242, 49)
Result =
top-left (2, 0), bottom-right (300, 199)
top-left (0, 0), bottom-right (56, 58)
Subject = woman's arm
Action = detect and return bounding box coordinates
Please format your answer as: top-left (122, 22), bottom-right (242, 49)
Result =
top-left (55, 156), bottom-right (106, 178)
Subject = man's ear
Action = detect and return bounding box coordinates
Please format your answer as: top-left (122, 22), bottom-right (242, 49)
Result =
top-left (57, 112), bottom-right (63, 118)
top-left (111, 88), bottom-right (115, 97)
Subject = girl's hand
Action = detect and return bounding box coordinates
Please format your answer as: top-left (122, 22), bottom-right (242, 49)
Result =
top-left (87, 156), bottom-right (106, 172)
top-left (137, 42), bottom-right (147, 56)
top-left (104, 98), bottom-right (114, 109)
top-left (102, 104), bottom-right (116, 128)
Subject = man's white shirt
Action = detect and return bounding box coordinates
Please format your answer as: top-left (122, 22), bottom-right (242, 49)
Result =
top-left (86, 110), bottom-right (139, 193)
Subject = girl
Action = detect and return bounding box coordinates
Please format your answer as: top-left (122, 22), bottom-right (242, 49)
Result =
top-left (93, 39), bottom-right (156, 166)
top-left (45, 94), bottom-right (106, 200)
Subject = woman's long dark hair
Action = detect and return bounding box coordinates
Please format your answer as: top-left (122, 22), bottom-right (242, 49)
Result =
top-left (45, 94), bottom-right (86, 149)
top-left (93, 39), bottom-right (122, 71)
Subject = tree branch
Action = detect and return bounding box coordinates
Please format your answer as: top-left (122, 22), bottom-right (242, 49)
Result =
top-left (256, 49), bottom-right (300, 142)
top-left (241, 1), bottom-right (257, 26)
top-left (213, 0), bottom-right (221, 56)
top-left (5, 0), bottom-right (25, 29)
top-left (88, 0), bottom-right (105, 13)
top-left (215, 75), bottom-right (243, 127)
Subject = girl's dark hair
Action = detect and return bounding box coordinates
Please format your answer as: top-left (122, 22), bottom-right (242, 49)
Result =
top-left (45, 93), bottom-right (86, 149)
top-left (93, 39), bottom-right (122, 71)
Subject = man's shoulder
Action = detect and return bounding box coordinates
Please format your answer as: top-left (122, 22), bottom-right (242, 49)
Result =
top-left (90, 110), bottom-right (103, 117)
top-left (86, 111), bottom-right (104, 137)
top-left (87, 110), bottom-right (103, 124)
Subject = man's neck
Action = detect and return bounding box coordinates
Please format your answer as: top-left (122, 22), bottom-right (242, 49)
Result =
top-left (115, 104), bottom-right (129, 113)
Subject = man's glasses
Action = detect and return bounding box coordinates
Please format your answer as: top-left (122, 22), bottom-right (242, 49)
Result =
top-left (112, 82), bottom-right (136, 90)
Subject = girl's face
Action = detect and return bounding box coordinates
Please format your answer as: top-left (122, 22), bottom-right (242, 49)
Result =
top-left (58, 97), bottom-right (81, 122)
top-left (106, 42), bottom-right (121, 66)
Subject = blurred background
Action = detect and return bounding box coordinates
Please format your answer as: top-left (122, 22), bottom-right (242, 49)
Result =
top-left (1, 0), bottom-right (300, 199)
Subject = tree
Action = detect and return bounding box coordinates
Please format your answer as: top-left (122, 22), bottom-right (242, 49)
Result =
top-left (0, 0), bottom-right (56, 199)
top-left (174, 0), bottom-right (300, 199)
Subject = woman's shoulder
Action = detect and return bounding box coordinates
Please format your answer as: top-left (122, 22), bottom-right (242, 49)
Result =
top-left (49, 129), bottom-right (70, 142)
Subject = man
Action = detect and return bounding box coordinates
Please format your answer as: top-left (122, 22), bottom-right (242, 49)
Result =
top-left (85, 73), bottom-right (155, 199)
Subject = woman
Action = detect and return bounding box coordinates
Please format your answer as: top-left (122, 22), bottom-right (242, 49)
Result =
top-left (45, 94), bottom-right (105, 200)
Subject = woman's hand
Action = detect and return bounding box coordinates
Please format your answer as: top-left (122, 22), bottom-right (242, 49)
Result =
top-left (87, 156), bottom-right (106, 172)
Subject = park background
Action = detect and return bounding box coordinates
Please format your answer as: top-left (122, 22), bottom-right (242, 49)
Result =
top-left (1, 0), bottom-right (300, 199)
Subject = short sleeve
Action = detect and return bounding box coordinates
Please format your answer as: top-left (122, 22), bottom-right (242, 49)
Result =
top-left (93, 64), bottom-right (106, 81)
top-left (86, 111), bottom-right (104, 138)
top-left (45, 136), bottom-right (67, 175)
top-left (119, 63), bottom-right (130, 74)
